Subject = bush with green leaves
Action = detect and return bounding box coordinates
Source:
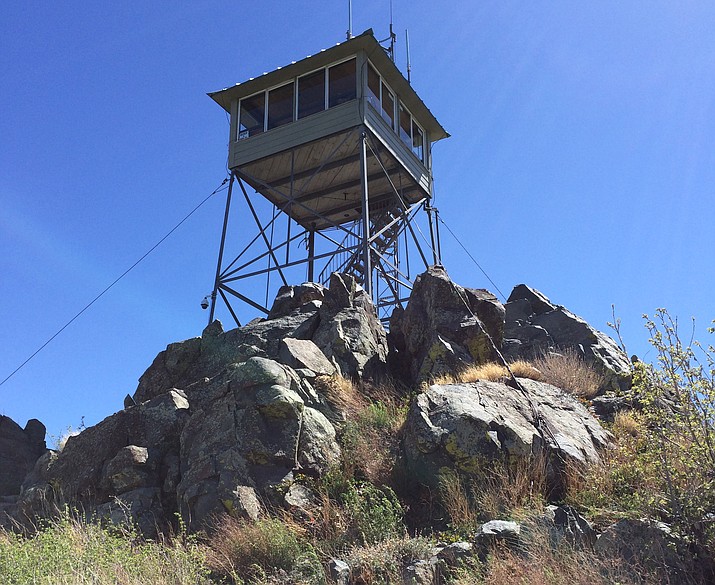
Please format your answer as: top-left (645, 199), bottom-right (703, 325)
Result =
top-left (572, 309), bottom-right (715, 557)
top-left (341, 481), bottom-right (405, 545)
top-left (636, 309), bottom-right (715, 549)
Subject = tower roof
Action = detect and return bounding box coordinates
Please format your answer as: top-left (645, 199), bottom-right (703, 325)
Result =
top-left (208, 29), bottom-right (449, 143)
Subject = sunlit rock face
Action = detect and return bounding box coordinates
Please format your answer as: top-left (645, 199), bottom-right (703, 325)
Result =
top-left (503, 284), bottom-right (632, 394)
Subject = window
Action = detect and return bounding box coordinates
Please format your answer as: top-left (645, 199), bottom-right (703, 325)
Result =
top-left (267, 82), bottom-right (294, 130)
top-left (412, 120), bottom-right (424, 162)
top-left (399, 103), bottom-right (411, 147)
top-left (381, 82), bottom-right (395, 128)
top-left (238, 92), bottom-right (265, 139)
top-left (298, 69), bottom-right (326, 119)
top-left (367, 63), bottom-right (381, 111)
top-left (328, 59), bottom-right (356, 108)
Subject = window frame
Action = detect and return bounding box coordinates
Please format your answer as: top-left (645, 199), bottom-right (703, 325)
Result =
top-left (411, 118), bottom-right (425, 162)
top-left (267, 81), bottom-right (295, 131)
top-left (365, 59), bottom-right (427, 163)
top-left (297, 67), bottom-right (327, 120)
top-left (327, 57), bottom-right (357, 109)
top-left (237, 91), bottom-right (267, 140)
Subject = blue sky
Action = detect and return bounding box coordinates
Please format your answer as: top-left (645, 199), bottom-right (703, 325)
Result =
top-left (2, 1), bottom-right (714, 443)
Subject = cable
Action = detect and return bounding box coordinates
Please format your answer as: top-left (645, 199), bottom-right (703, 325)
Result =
top-left (445, 279), bottom-right (565, 460)
top-left (0, 177), bottom-right (229, 389)
top-left (438, 216), bottom-right (508, 302)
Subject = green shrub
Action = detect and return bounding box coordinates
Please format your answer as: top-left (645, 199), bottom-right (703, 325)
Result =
top-left (570, 309), bottom-right (715, 557)
top-left (342, 536), bottom-right (433, 584)
top-left (636, 310), bottom-right (715, 550)
top-left (341, 481), bottom-right (404, 545)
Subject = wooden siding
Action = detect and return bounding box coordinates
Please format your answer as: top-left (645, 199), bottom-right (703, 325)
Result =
top-left (230, 100), bottom-right (361, 168)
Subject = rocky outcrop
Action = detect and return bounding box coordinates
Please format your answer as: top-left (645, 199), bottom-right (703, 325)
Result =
top-left (389, 266), bottom-right (505, 385)
top-left (538, 504), bottom-right (597, 547)
top-left (268, 282), bottom-right (325, 320)
top-left (9, 274), bottom-right (381, 533)
top-left (403, 378), bottom-right (610, 496)
top-left (0, 416), bottom-right (47, 496)
top-left (134, 274), bottom-right (386, 406)
top-left (176, 356), bottom-right (339, 529)
top-left (312, 273), bottom-right (389, 380)
top-left (5, 269), bottom-right (626, 542)
top-left (503, 284), bottom-right (632, 393)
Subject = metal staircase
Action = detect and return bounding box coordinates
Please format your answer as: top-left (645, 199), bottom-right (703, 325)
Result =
top-left (316, 202), bottom-right (406, 321)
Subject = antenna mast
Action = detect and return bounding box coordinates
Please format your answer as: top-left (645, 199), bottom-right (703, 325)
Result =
top-left (347, 0), bottom-right (353, 40)
top-left (405, 28), bottom-right (411, 83)
top-left (389, 0), bottom-right (396, 61)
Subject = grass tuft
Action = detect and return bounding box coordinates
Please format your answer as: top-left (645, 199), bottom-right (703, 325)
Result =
top-left (431, 360), bottom-right (544, 387)
top-left (0, 510), bottom-right (211, 585)
top-left (455, 522), bottom-right (653, 585)
top-left (206, 515), bottom-right (323, 584)
top-left (509, 360), bottom-right (544, 381)
top-left (532, 349), bottom-right (604, 398)
top-left (439, 455), bottom-right (549, 535)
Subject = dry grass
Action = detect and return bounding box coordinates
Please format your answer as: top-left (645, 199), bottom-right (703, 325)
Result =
top-left (340, 400), bottom-right (407, 485)
top-left (314, 374), bottom-right (407, 486)
top-left (476, 454), bottom-right (549, 521)
top-left (431, 361), bottom-right (545, 387)
top-left (459, 524), bottom-right (650, 585)
top-left (439, 454), bottom-right (549, 533)
top-left (314, 374), bottom-right (367, 419)
top-left (206, 515), bottom-right (321, 583)
top-left (509, 360), bottom-right (544, 381)
top-left (612, 410), bottom-right (642, 438)
top-left (532, 349), bottom-right (604, 398)
top-left (341, 535), bottom-right (433, 584)
top-left (432, 362), bottom-right (509, 385)
top-left (309, 487), bottom-right (349, 548)
top-left (0, 513), bottom-right (211, 584)
top-left (439, 469), bottom-right (480, 530)
top-left (565, 412), bottom-right (658, 528)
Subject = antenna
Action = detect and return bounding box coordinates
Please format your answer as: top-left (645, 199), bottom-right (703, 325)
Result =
top-left (405, 28), bottom-right (411, 83)
top-left (377, 0), bottom-right (398, 61)
top-left (389, 0), bottom-right (396, 62)
top-left (347, 0), bottom-right (353, 40)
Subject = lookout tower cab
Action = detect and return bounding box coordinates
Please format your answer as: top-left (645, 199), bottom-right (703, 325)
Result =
top-left (207, 29), bottom-right (448, 324)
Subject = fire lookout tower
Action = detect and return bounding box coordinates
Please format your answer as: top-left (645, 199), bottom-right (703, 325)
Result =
top-left (207, 29), bottom-right (449, 325)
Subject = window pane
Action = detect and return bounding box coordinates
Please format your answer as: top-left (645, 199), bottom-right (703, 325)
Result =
top-left (412, 121), bottom-right (424, 161)
top-left (381, 82), bottom-right (395, 128)
top-left (298, 69), bottom-right (326, 119)
top-left (268, 82), bottom-right (294, 130)
top-left (239, 92), bottom-right (265, 139)
top-left (367, 63), bottom-right (380, 110)
top-left (399, 103), bottom-right (411, 146)
top-left (328, 58), bottom-right (356, 108)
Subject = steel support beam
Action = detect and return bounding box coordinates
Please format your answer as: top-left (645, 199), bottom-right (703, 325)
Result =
top-left (209, 173), bottom-right (235, 325)
top-left (359, 131), bottom-right (371, 296)
top-left (237, 177), bottom-right (289, 287)
top-left (307, 229), bottom-right (315, 282)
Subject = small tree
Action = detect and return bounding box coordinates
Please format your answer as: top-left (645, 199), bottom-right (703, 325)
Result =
top-left (636, 309), bottom-right (715, 551)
